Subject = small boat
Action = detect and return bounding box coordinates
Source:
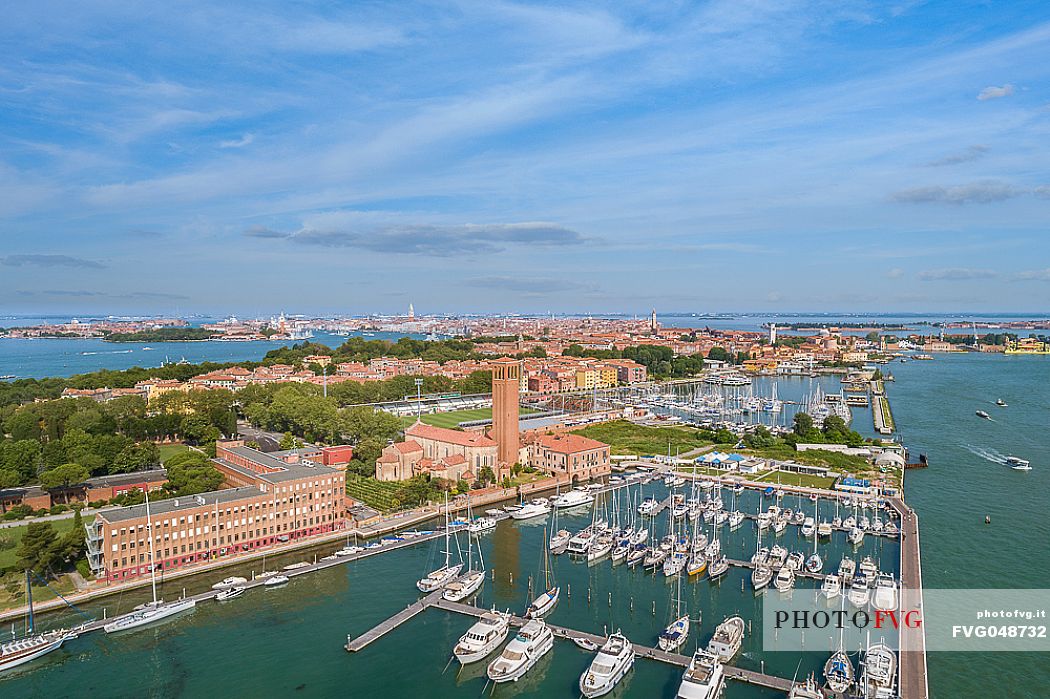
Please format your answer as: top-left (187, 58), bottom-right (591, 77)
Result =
top-left (211, 576), bottom-right (248, 590)
top-left (861, 642), bottom-right (898, 698)
top-left (658, 615), bottom-right (690, 652)
top-left (752, 565), bottom-right (773, 591)
top-left (847, 576), bottom-right (871, 607)
top-left (487, 619), bottom-right (554, 682)
top-left (263, 575), bottom-right (290, 587)
top-left (824, 649), bottom-right (855, 693)
top-left (976, 410), bottom-right (991, 420)
top-left (848, 527), bottom-right (865, 546)
top-left (468, 516), bottom-right (497, 533)
top-left (510, 501), bottom-right (551, 520)
top-left (282, 561), bottom-right (310, 571)
top-left (579, 631), bottom-right (635, 698)
top-left (1006, 456), bottom-right (1032, 471)
top-left (215, 586), bottom-right (245, 601)
top-left (573, 636), bottom-right (601, 651)
top-left (838, 557), bottom-right (856, 579)
top-left (872, 573), bottom-right (899, 612)
top-left (821, 573), bottom-right (841, 599)
top-left (788, 673), bottom-right (824, 699)
top-left (996, 398), bottom-right (1007, 407)
top-left (525, 587), bottom-right (559, 619)
top-left (884, 521), bottom-right (899, 537)
top-left (817, 520), bottom-right (833, 538)
top-left (774, 565), bottom-right (795, 593)
top-left (801, 517), bottom-right (815, 537)
top-left (805, 553), bottom-right (823, 574)
top-left (707, 556), bottom-right (729, 580)
top-left (706, 616), bottom-right (745, 662)
top-left (443, 569), bottom-right (485, 602)
top-left (675, 650), bottom-right (725, 699)
top-left (454, 609), bottom-right (511, 664)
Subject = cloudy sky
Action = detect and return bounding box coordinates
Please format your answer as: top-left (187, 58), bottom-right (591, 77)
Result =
top-left (2, 1), bottom-right (1049, 315)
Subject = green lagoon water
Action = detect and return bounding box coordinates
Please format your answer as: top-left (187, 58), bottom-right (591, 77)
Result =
top-left (2, 352), bottom-right (1047, 698)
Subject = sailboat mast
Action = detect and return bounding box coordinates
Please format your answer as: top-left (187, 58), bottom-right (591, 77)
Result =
top-left (25, 569), bottom-right (34, 635)
top-left (145, 487), bottom-right (158, 604)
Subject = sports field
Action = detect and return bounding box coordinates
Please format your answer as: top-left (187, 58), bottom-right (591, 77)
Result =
top-left (399, 406), bottom-right (536, 429)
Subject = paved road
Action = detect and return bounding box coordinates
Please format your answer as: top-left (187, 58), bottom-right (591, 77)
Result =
top-left (236, 420), bottom-right (284, 452)
top-left (0, 508), bottom-right (100, 530)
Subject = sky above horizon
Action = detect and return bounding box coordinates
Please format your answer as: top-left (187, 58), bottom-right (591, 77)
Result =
top-left (2, 1), bottom-right (1049, 315)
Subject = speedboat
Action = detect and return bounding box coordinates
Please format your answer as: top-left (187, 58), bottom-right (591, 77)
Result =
top-left (1006, 456), bottom-right (1032, 471)
top-left (821, 573), bottom-right (841, 599)
top-left (707, 556), bottom-right (729, 580)
top-left (788, 674), bottom-right (824, 698)
top-left (487, 619), bottom-right (554, 683)
top-left (553, 490), bottom-right (594, 508)
top-left (658, 615), bottom-right (690, 652)
top-left (774, 565), bottom-right (795, 593)
top-left (861, 642), bottom-right (898, 698)
top-left (996, 398), bottom-right (1007, 407)
top-left (511, 501), bottom-right (551, 520)
top-left (525, 586), bottom-right (560, 619)
top-left (443, 569), bottom-right (485, 601)
top-left (976, 410), bottom-right (991, 420)
top-left (573, 637), bottom-right (600, 651)
top-left (579, 631), bottom-right (635, 698)
top-left (212, 576), bottom-right (248, 590)
top-left (824, 649), bottom-right (855, 693)
top-left (675, 650), bottom-right (724, 699)
top-left (215, 586), bottom-right (245, 601)
top-left (469, 516), bottom-right (497, 533)
top-left (801, 517), bottom-right (815, 537)
top-left (454, 609), bottom-right (511, 664)
top-left (263, 575), bottom-right (290, 587)
top-left (872, 573), bottom-right (899, 612)
top-left (706, 616), bottom-right (744, 662)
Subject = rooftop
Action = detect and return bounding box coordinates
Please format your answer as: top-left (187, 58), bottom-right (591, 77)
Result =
top-left (96, 486), bottom-right (262, 523)
top-left (405, 421), bottom-right (497, 448)
top-left (532, 433), bottom-right (608, 454)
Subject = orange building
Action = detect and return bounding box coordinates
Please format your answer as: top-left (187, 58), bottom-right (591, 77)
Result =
top-left (490, 358), bottom-right (522, 478)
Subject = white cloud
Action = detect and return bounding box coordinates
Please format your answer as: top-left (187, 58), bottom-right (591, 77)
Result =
top-left (918, 268), bottom-right (997, 281)
top-left (977, 84), bottom-right (1014, 100)
top-left (219, 133), bottom-right (255, 149)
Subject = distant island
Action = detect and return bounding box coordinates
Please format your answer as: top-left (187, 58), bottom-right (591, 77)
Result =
top-left (103, 328), bottom-right (217, 342)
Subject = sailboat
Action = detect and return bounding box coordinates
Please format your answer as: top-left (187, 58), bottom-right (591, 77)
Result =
top-left (0, 571), bottom-right (80, 672)
top-left (824, 591), bottom-right (855, 692)
top-left (805, 496), bottom-right (823, 573)
top-left (525, 527), bottom-right (560, 618)
top-left (443, 528), bottom-right (485, 602)
top-left (658, 570), bottom-right (689, 652)
top-left (417, 493), bottom-right (463, 592)
top-left (104, 489), bottom-right (196, 633)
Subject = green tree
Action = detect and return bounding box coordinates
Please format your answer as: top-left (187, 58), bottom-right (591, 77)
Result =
top-left (112, 442), bottom-right (160, 473)
top-left (478, 465), bottom-right (495, 486)
top-left (16, 522), bottom-right (61, 574)
top-left (39, 462), bottom-right (90, 502)
top-left (706, 346), bottom-right (730, 363)
top-left (279, 432), bottom-right (303, 450)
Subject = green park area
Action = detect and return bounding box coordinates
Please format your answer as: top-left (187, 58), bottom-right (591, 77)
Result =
top-left (158, 443), bottom-right (192, 463)
top-left (572, 420), bottom-right (714, 456)
top-left (398, 406), bottom-right (537, 430)
top-left (0, 518), bottom-right (78, 569)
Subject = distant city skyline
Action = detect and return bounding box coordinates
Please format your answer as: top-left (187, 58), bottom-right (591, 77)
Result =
top-left (2, 2), bottom-right (1049, 313)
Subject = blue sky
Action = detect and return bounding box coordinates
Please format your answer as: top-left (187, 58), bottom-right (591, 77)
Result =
top-left (2, 1), bottom-right (1049, 315)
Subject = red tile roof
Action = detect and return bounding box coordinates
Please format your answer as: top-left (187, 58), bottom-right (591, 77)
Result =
top-left (394, 440), bottom-right (423, 454)
top-left (406, 422), bottom-right (497, 448)
top-left (533, 433), bottom-right (608, 454)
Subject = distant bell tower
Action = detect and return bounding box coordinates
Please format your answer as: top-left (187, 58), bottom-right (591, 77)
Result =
top-left (769, 323), bottom-right (777, 346)
top-left (650, 309), bottom-right (658, 334)
top-left (408, 303), bottom-right (415, 320)
top-left (490, 358), bottom-right (521, 479)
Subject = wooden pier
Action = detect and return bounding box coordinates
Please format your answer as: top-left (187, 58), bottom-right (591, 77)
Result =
top-left (890, 496), bottom-right (929, 699)
top-left (345, 590), bottom-right (444, 652)
top-left (430, 598), bottom-right (795, 692)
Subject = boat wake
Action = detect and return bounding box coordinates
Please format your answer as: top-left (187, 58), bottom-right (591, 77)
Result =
top-left (963, 444), bottom-right (1008, 465)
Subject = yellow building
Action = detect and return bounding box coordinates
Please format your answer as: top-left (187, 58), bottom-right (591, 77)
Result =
top-left (1004, 338), bottom-right (1050, 355)
top-left (575, 365), bottom-right (618, 389)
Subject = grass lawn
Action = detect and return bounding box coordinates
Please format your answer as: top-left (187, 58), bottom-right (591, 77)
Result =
top-left (0, 518), bottom-right (78, 569)
top-left (0, 571), bottom-right (78, 611)
top-left (732, 444), bottom-right (871, 472)
top-left (572, 420), bottom-right (713, 456)
top-left (158, 443), bottom-right (191, 463)
top-left (399, 406), bottom-right (536, 430)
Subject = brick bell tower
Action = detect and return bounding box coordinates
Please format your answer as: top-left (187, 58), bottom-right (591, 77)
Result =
top-left (490, 358), bottom-right (521, 479)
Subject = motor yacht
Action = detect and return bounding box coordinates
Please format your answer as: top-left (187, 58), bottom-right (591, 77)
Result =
top-left (567, 529), bottom-right (595, 555)
top-left (454, 609), bottom-right (511, 664)
top-left (487, 619), bottom-right (554, 683)
top-left (872, 573), bottom-right (899, 612)
top-left (801, 517), bottom-right (815, 537)
top-left (553, 490), bottom-right (595, 508)
top-left (821, 573), bottom-right (841, 599)
top-left (752, 565), bottom-right (773, 591)
top-left (511, 501), bottom-right (551, 521)
top-left (212, 576), bottom-right (248, 590)
top-left (774, 565), bottom-right (795, 593)
top-left (469, 516), bottom-right (497, 534)
top-left (847, 576), bottom-right (871, 607)
top-left (706, 616), bottom-right (744, 662)
top-left (579, 632), bottom-right (635, 698)
top-left (861, 642), bottom-right (898, 698)
top-left (675, 650), bottom-right (725, 699)
top-left (215, 586), bottom-right (245, 601)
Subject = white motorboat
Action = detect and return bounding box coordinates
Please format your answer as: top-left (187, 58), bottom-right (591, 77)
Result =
top-left (756, 512), bottom-right (772, 530)
top-left (861, 642), bottom-right (898, 698)
top-left (801, 517), bottom-right (815, 537)
top-left (263, 575), bottom-right (290, 587)
top-left (335, 546), bottom-right (362, 556)
top-left (454, 609), bottom-right (511, 664)
top-left (774, 565), bottom-right (795, 593)
top-left (843, 515), bottom-right (856, 529)
top-left (848, 527), bottom-right (865, 546)
top-left (579, 631), bottom-right (635, 698)
top-left (1007, 456), bottom-right (1032, 471)
top-left (282, 561), bottom-right (310, 571)
top-left (838, 557), bottom-right (857, 579)
top-left (772, 517), bottom-right (787, 535)
top-left (487, 619), bottom-right (554, 683)
top-left (817, 520), bottom-right (833, 538)
top-left (510, 501), bottom-right (551, 520)
top-left (884, 521), bottom-right (899, 537)
top-left (824, 649), bottom-right (855, 693)
top-left (211, 576), bottom-right (248, 590)
top-left (872, 573), bottom-right (899, 612)
top-left (553, 490), bottom-right (595, 508)
top-left (638, 498), bottom-right (660, 516)
top-left (847, 576), bottom-right (871, 607)
top-left (573, 637), bottom-right (600, 651)
top-left (549, 529), bottom-right (571, 551)
top-left (859, 556), bottom-right (878, 583)
top-left (469, 516), bottom-right (497, 533)
top-left (751, 547), bottom-right (769, 566)
top-left (675, 650), bottom-right (725, 699)
top-left (567, 529), bottom-right (595, 555)
top-left (728, 511), bottom-right (745, 529)
top-left (215, 586), bottom-right (245, 601)
top-left (821, 573), bottom-right (841, 599)
top-left (752, 565), bottom-right (773, 591)
top-left (786, 551), bottom-right (805, 571)
top-left (706, 616), bottom-right (744, 662)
